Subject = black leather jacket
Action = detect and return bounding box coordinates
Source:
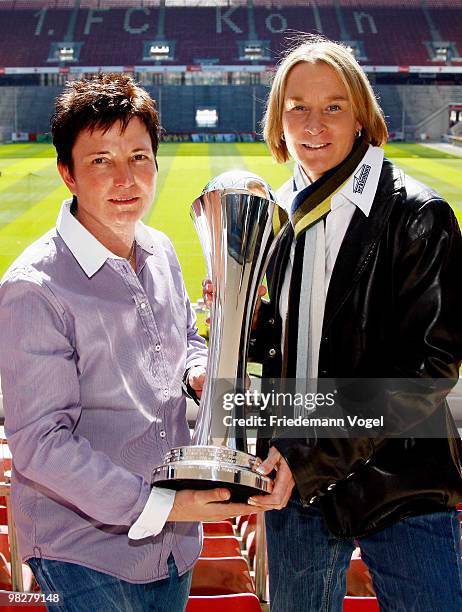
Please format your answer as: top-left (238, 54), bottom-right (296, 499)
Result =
top-left (254, 159), bottom-right (462, 537)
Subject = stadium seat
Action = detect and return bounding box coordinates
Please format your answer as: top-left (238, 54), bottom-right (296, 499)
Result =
top-left (0, 551), bottom-right (34, 592)
top-left (0, 534), bottom-right (9, 562)
top-left (0, 593), bottom-right (48, 612)
top-left (201, 536), bottom-right (242, 558)
top-left (190, 557), bottom-right (255, 596)
top-left (203, 521), bottom-right (234, 537)
top-left (246, 531), bottom-right (256, 567)
top-left (0, 552), bottom-right (12, 590)
top-left (1, 459), bottom-right (11, 475)
top-left (236, 515), bottom-right (250, 532)
top-left (241, 514), bottom-right (256, 540)
top-left (343, 596), bottom-right (380, 611)
top-left (186, 593), bottom-right (261, 612)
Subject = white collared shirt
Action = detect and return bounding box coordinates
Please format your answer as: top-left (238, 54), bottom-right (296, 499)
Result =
top-left (278, 145), bottom-right (384, 320)
top-left (57, 198), bottom-right (157, 277)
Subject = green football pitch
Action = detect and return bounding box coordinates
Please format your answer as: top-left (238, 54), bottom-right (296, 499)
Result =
top-left (0, 141), bottom-right (461, 312)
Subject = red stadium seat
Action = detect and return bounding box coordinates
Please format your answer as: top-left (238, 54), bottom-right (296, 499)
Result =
top-left (1, 459), bottom-right (11, 476)
top-left (190, 557), bottom-right (255, 596)
top-left (246, 531), bottom-right (256, 567)
top-left (0, 554), bottom-right (13, 590)
top-left (236, 515), bottom-right (250, 531)
top-left (0, 603), bottom-right (47, 612)
top-left (201, 537), bottom-right (242, 558)
top-left (0, 535), bottom-right (9, 563)
top-left (0, 552), bottom-right (34, 592)
top-left (186, 593), bottom-right (261, 612)
top-left (343, 596), bottom-right (380, 611)
top-left (203, 522), bottom-right (234, 537)
top-left (241, 514), bottom-right (256, 541)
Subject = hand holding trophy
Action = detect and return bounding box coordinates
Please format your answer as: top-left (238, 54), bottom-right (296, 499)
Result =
top-left (152, 170), bottom-right (285, 502)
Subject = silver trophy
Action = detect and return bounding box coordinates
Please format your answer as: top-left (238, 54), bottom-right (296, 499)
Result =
top-left (151, 170), bottom-right (283, 502)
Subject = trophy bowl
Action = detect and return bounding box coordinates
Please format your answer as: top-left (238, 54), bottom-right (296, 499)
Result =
top-left (152, 170), bottom-right (285, 502)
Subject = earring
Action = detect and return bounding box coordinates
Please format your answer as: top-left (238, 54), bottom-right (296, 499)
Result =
top-left (355, 128), bottom-right (362, 139)
top-left (281, 134), bottom-right (286, 142)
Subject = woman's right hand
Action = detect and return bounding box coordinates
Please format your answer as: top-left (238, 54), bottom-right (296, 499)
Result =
top-left (202, 278), bottom-right (214, 309)
top-left (167, 488), bottom-right (265, 522)
top-left (202, 278), bottom-right (267, 329)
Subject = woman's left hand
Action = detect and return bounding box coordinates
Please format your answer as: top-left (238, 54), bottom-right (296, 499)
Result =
top-left (248, 446), bottom-right (295, 510)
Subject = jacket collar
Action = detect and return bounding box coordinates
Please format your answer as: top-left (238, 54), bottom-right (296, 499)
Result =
top-left (323, 159), bottom-right (405, 330)
top-left (56, 198), bottom-right (156, 278)
top-left (293, 145), bottom-right (384, 218)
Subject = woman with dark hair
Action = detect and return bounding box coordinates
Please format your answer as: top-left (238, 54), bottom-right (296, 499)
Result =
top-left (0, 74), bottom-right (261, 612)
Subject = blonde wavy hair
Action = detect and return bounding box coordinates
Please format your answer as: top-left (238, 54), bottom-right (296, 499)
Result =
top-left (263, 35), bottom-right (388, 163)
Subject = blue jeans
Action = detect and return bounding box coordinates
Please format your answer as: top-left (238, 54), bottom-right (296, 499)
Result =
top-left (27, 553), bottom-right (192, 612)
top-left (266, 499), bottom-right (462, 612)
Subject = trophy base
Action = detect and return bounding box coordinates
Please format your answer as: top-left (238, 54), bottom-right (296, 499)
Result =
top-left (151, 446), bottom-right (273, 503)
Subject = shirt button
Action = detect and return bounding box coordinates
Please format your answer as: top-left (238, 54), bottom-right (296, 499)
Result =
top-left (163, 388), bottom-right (169, 397)
top-left (140, 302), bottom-right (147, 310)
top-left (160, 430), bottom-right (166, 438)
top-left (268, 348), bottom-right (276, 357)
top-left (155, 345), bottom-right (161, 351)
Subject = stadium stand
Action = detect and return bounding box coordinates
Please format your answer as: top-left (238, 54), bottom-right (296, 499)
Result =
top-left (0, 2), bottom-right (461, 67)
top-left (0, 0), bottom-right (461, 138)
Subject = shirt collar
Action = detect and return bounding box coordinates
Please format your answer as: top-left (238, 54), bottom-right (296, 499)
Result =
top-left (293, 145), bottom-right (384, 217)
top-left (56, 198), bottom-right (156, 278)
top-left (293, 164), bottom-right (311, 194)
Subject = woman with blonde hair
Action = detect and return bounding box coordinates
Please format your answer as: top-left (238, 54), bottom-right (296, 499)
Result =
top-left (247, 35), bottom-right (462, 611)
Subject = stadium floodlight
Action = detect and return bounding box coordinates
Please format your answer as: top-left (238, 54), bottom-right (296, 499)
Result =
top-left (196, 108), bottom-right (218, 129)
top-left (435, 46), bottom-right (448, 62)
top-left (244, 44), bottom-right (263, 60)
top-left (58, 47), bottom-right (75, 61)
top-left (48, 42), bottom-right (82, 64)
top-left (345, 45), bottom-right (358, 59)
top-left (150, 44), bottom-right (170, 58)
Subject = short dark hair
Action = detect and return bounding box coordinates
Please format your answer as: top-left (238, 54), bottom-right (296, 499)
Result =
top-left (51, 73), bottom-right (160, 171)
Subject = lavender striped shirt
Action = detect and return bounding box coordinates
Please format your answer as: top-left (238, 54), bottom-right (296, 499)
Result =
top-left (0, 199), bottom-right (207, 582)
